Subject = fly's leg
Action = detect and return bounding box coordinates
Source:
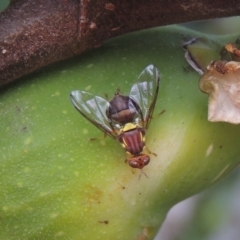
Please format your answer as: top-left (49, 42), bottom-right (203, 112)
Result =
top-left (125, 151), bottom-right (132, 164)
top-left (144, 146), bottom-right (157, 157)
top-left (89, 132), bottom-right (107, 141)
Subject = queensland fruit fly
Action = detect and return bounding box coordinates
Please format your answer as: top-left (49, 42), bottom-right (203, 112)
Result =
top-left (70, 64), bottom-right (160, 170)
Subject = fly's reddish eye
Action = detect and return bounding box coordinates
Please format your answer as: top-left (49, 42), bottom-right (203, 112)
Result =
top-left (142, 155), bottom-right (150, 166)
top-left (128, 155), bottom-right (150, 169)
top-left (129, 160), bottom-right (138, 168)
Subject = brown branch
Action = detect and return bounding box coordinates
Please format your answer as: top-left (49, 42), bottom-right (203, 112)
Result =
top-left (0, 0), bottom-right (240, 87)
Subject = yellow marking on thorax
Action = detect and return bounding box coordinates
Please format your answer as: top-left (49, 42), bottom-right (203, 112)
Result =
top-left (122, 123), bottom-right (136, 132)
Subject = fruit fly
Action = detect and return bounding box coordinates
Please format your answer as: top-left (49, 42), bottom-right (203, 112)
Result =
top-left (70, 64), bottom-right (160, 170)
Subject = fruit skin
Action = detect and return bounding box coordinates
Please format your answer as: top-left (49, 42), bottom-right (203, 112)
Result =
top-left (0, 25), bottom-right (240, 239)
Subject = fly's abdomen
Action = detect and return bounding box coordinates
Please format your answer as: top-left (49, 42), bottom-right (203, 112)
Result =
top-left (120, 128), bottom-right (145, 155)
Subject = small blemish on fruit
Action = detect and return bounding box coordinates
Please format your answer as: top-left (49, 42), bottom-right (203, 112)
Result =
top-left (98, 220), bottom-right (109, 224)
top-left (24, 137), bottom-right (32, 145)
top-left (40, 192), bottom-right (47, 197)
top-left (50, 213), bottom-right (58, 219)
top-left (54, 231), bottom-right (64, 237)
top-left (52, 91), bottom-right (60, 97)
top-left (205, 144), bottom-right (213, 157)
top-left (83, 128), bottom-right (88, 134)
top-left (17, 182), bottom-right (23, 187)
top-left (3, 206), bottom-right (8, 211)
top-left (24, 167), bottom-right (30, 173)
top-left (85, 85), bottom-right (92, 91)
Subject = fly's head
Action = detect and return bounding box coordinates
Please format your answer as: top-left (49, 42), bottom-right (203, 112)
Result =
top-left (128, 154), bottom-right (150, 169)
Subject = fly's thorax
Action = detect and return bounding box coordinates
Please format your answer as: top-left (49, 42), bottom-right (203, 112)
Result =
top-left (107, 94), bottom-right (140, 125)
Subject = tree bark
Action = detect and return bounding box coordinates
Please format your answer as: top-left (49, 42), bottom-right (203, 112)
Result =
top-left (0, 0), bottom-right (240, 87)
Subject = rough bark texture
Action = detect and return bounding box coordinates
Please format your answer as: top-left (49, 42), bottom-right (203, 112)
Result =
top-left (0, 0), bottom-right (240, 87)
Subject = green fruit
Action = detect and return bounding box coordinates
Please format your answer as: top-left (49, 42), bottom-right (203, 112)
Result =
top-left (1, 25), bottom-right (240, 239)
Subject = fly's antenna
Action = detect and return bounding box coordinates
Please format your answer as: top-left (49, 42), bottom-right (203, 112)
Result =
top-left (139, 169), bottom-right (149, 180)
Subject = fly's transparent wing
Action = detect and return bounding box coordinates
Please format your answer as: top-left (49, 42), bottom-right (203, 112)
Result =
top-left (129, 64), bottom-right (160, 129)
top-left (70, 90), bottom-right (118, 139)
